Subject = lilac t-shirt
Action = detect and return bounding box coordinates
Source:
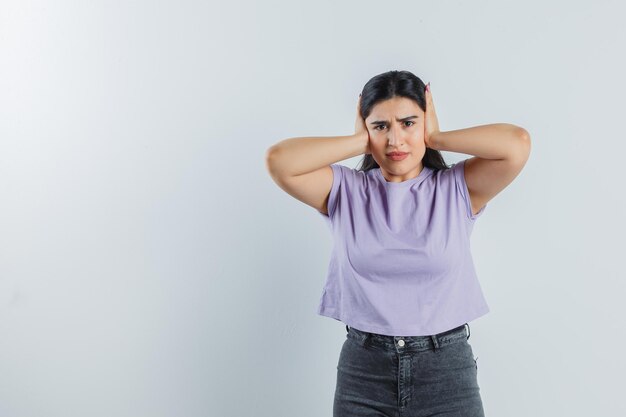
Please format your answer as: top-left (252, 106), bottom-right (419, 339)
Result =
top-left (317, 159), bottom-right (489, 336)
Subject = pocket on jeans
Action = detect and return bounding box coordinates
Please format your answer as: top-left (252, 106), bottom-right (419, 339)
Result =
top-left (464, 340), bottom-right (478, 370)
top-left (455, 339), bottom-right (478, 372)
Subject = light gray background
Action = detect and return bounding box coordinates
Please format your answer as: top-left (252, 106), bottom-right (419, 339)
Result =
top-left (0, 1), bottom-right (624, 416)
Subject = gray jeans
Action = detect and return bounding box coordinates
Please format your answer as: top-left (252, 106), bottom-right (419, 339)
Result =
top-left (334, 323), bottom-right (484, 417)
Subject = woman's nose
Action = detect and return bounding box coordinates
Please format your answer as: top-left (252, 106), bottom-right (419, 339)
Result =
top-left (387, 125), bottom-right (402, 146)
top-left (387, 134), bottom-right (401, 147)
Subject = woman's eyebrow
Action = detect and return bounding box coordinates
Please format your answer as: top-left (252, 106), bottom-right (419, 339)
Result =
top-left (370, 115), bottom-right (419, 125)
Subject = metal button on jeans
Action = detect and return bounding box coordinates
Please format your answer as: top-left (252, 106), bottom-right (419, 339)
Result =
top-left (397, 339), bottom-right (405, 347)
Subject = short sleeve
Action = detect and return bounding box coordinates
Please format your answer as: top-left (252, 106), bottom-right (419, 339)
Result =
top-left (451, 159), bottom-right (486, 221)
top-left (318, 163), bottom-right (343, 221)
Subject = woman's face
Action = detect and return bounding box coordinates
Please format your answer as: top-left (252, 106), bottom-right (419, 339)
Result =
top-left (365, 96), bottom-right (426, 183)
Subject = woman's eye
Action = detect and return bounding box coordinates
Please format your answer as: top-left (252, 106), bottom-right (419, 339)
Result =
top-left (374, 121), bottom-right (414, 131)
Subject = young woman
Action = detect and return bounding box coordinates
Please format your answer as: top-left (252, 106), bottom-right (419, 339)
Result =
top-left (265, 70), bottom-right (530, 417)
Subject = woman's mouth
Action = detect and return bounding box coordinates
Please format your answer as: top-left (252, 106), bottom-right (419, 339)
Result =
top-left (386, 152), bottom-right (409, 161)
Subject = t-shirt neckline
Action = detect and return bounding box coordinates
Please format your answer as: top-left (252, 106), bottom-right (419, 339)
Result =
top-left (375, 165), bottom-right (431, 185)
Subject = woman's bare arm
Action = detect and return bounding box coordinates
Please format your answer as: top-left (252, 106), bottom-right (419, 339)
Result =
top-left (265, 132), bottom-right (368, 177)
top-left (265, 95), bottom-right (370, 215)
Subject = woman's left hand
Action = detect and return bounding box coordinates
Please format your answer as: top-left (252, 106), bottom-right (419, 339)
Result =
top-left (424, 83), bottom-right (441, 150)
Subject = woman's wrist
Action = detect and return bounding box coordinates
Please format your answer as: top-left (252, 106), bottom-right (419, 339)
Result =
top-left (352, 132), bottom-right (370, 154)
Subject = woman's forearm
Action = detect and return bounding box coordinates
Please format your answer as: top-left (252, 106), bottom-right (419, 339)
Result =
top-left (431, 123), bottom-right (530, 161)
top-left (265, 133), bottom-right (368, 177)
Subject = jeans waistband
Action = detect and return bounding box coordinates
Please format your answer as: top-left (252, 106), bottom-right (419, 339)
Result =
top-left (346, 323), bottom-right (470, 352)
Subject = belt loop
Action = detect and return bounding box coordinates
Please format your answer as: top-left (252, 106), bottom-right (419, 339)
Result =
top-left (465, 323), bottom-right (471, 340)
top-left (430, 334), bottom-right (440, 350)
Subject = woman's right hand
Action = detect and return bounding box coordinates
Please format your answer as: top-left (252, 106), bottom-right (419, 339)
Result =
top-left (355, 94), bottom-right (371, 155)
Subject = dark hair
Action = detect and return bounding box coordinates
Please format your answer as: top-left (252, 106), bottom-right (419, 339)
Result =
top-left (355, 70), bottom-right (451, 173)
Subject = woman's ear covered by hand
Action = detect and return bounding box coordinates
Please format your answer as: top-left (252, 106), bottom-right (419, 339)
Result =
top-left (423, 83), bottom-right (441, 149)
top-left (355, 94), bottom-right (371, 154)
